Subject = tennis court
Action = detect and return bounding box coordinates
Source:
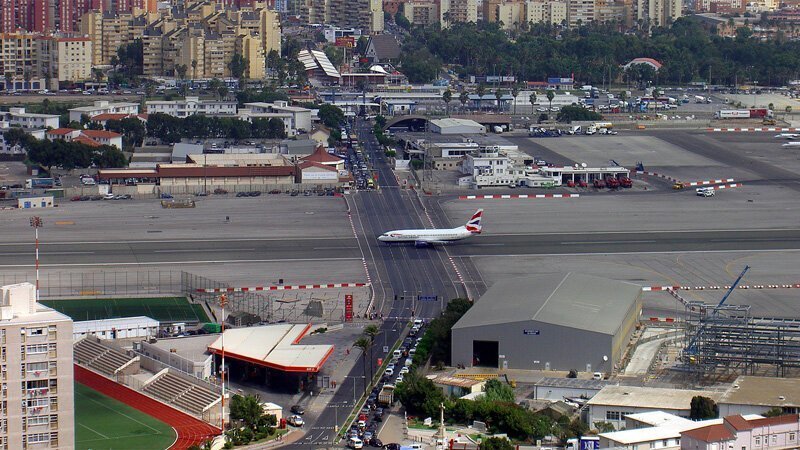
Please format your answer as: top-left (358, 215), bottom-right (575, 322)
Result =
top-left (40, 296), bottom-right (209, 323)
top-left (75, 382), bottom-right (176, 450)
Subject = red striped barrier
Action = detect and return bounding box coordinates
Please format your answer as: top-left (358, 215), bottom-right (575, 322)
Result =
top-left (685, 178), bottom-right (734, 186)
top-left (196, 282), bottom-right (369, 293)
top-left (712, 183), bottom-right (742, 190)
top-left (644, 283), bottom-right (800, 291)
top-left (459, 194), bottom-right (580, 200)
top-left (707, 127), bottom-right (799, 132)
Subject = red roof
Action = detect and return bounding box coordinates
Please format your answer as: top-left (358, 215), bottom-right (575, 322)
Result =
top-left (155, 165), bottom-right (296, 178)
top-left (72, 136), bottom-right (101, 147)
top-left (82, 129), bottom-right (121, 139)
top-left (47, 128), bottom-right (77, 136)
top-left (299, 161), bottom-right (337, 171)
top-left (724, 415), bottom-right (752, 431)
top-left (681, 424), bottom-right (734, 442)
top-left (91, 113), bottom-right (149, 122)
top-left (748, 413), bottom-right (800, 428)
top-left (301, 146), bottom-right (343, 164)
top-left (627, 57), bottom-right (663, 69)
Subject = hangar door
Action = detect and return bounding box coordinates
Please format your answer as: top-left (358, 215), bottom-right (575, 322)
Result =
top-left (472, 340), bottom-right (499, 368)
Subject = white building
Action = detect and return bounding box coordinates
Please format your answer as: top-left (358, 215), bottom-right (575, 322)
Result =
top-left (0, 282), bottom-right (75, 450)
top-left (0, 122), bottom-right (45, 154)
top-left (461, 147), bottom-right (515, 187)
top-left (241, 101), bottom-right (312, 135)
top-left (430, 118), bottom-right (486, 134)
top-left (718, 376), bottom-right (800, 417)
top-left (0, 107), bottom-right (60, 129)
top-left (586, 385), bottom-right (722, 431)
top-left (73, 316), bottom-right (160, 341)
top-left (145, 96), bottom-right (238, 117)
top-left (68, 101), bottom-right (140, 123)
top-left (18, 196), bottom-right (54, 208)
top-left (45, 128), bottom-right (123, 150)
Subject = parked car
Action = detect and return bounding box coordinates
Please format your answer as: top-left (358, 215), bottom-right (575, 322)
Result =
top-left (290, 404), bottom-right (305, 415)
top-left (287, 415), bottom-right (304, 427)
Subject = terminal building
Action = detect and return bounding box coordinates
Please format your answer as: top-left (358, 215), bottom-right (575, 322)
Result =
top-left (451, 273), bottom-right (642, 374)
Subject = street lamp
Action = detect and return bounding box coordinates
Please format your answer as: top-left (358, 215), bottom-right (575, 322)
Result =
top-left (219, 294), bottom-right (228, 431)
top-left (29, 217), bottom-right (43, 301)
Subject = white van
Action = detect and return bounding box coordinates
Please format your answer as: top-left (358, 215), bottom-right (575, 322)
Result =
top-left (696, 187), bottom-right (715, 197)
top-left (392, 349), bottom-right (402, 359)
top-left (348, 437), bottom-right (363, 449)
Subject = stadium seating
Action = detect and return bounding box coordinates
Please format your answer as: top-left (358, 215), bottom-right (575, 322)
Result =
top-left (74, 337), bottom-right (136, 376)
top-left (143, 371), bottom-right (220, 416)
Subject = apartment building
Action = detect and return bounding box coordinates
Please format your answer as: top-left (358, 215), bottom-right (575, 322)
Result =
top-left (0, 107), bottom-right (60, 129)
top-left (37, 37), bottom-right (92, 87)
top-left (0, 33), bottom-right (38, 82)
top-left (403, 0), bottom-right (440, 26)
top-left (326, 0), bottom-right (384, 32)
top-left (496, 0), bottom-right (526, 29)
top-left (68, 101), bottom-right (139, 122)
top-left (145, 96), bottom-right (238, 117)
top-left (568, 0), bottom-right (595, 26)
top-left (440, 0), bottom-right (479, 26)
top-left (0, 282), bottom-right (74, 450)
top-left (241, 101), bottom-right (312, 135)
top-left (636, 0), bottom-right (680, 27)
top-left (525, 1), bottom-right (568, 25)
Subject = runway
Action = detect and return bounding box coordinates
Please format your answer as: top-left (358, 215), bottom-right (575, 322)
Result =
top-left (6, 229), bottom-right (800, 267)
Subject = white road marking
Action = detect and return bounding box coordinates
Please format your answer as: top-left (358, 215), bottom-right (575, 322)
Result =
top-left (466, 248), bottom-right (800, 257)
top-left (561, 240), bottom-right (657, 245)
top-left (0, 257), bottom-right (363, 268)
top-left (152, 248), bottom-right (254, 253)
top-left (313, 246), bottom-right (359, 250)
top-left (0, 251), bottom-right (94, 256)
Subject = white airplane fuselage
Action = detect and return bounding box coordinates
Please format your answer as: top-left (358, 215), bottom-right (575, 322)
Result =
top-left (378, 226), bottom-right (474, 243)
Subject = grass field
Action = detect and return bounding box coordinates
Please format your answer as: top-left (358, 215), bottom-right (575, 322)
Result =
top-left (40, 296), bottom-right (210, 323)
top-left (75, 383), bottom-right (176, 450)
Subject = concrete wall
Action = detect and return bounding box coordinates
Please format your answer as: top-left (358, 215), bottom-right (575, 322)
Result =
top-left (451, 320), bottom-right (613, 372)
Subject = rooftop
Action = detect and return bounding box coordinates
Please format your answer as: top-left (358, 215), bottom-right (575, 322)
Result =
top-left (430, 118), bottom-right (485, 129)
top-left (430, 375), bottom-right (485, 388)
top-left (452, 273), bottom-right (641, 335)
top-left (587, 385), bottom-right (720, 410)
top-left (301, 146), bottom-right (343, 164)
top-left (207, 324), bottom-right (334, 372)
top-left (720, 376), bottom-right (800, 407)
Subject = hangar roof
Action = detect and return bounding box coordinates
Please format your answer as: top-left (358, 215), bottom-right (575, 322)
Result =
top-left (452, 273), bottom-right (641, 335)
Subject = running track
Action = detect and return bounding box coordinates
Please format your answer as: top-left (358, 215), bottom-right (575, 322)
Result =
top-left (75, 365), bottom-right (221, 449)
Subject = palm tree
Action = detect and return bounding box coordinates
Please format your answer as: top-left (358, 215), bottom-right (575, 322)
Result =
top-left (546, 90), bottom-right (555, 111)
top-left (23, 70), bottom-right (32, 91)
top-left (442, 89), bottom-right (452, 116)
top-left (529, 92), bottom-right (537, 113)
top-left (459, 91), bottom-right (469, 111)
top-left (5, 71), bottom-right (15, 92)
top-left (191, 59), bottom-right (198, 82)
top-left (354, 337), bottom-right (371, 396)
top-left (511, 84), bottom-right (521, 115)
top-left (495, 89), bottom-right (505, 113)
top-left (476, 84), bottom-right (486, 111)
top-left (364, 324), bottom-right (379, 342)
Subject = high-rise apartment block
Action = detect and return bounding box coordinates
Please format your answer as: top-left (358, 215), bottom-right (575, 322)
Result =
top-left (0, 282), bottom-right (74, 450)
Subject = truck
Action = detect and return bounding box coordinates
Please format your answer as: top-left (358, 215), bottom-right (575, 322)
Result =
top-left (715, 109), bottom-right (773, 119)
top-left (566, 437), bottom-right (599, 450)
top-left (594, 122), bottom-right (613, 130)
top-left (378, 385), bottom-right (395, 406)
top-left (25, 178), bottom-right (55, 189)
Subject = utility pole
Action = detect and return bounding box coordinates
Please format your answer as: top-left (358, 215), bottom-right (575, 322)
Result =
top-left (30, 217), bottom-right (43, 301)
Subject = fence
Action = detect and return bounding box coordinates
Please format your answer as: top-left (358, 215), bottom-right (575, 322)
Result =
top-left (0, 270), bottom-right (186, 299)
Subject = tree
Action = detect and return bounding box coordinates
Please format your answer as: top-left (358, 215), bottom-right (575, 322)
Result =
top-left (481, 437), bottom-right (514, 450)
top-left (191, 59), bottom-right (198, 81)
top-left (494, 89), bottom-right (505, 113)
top-left (218, 86), bottom-right (229, 100)
top-left (229, 53), bottom-right (248, 81)
top-left (546, 90), bottom-right (555, 111)
top-left (395, 12), bottom-right (411, 30)
top-left (92, 68), bottom-right (104, 85)
top-left (318, 104), bottom-right (345, 129)
top-left (476, 84), bottom-right (486, 111)
top-left (442, 89), bottom-right (452, 115)
top-left (557, 105), bottom-right (602, 122)
top-left (23, 70), bottom-right (32, 90)
top-left (394, 371), bottom-right (446, 417)
top-left (593, 421), bottom-right (615, 433)
top-left (354, 337), bottom-right (371, 396)
top-left (483, 379), bottom-right (515, 403)
top-left (175, 64), bottom-right (188, 82)
top-left (93, 145), bottom-right (127, 168)
top-left (567, 369), bottom-right (578, 378)
top-left (690, 396), bottom-right (719, 420)
top-left (364, 325), bottom-right (380, 342)
top-left (4, 72), bottom-right (13, 91)
top-left (511, 84), bottom-right (521, 115)
top-left (229, 394), bottom-right (265, 430)
top-left (459, 91), bottom-right (469, 110)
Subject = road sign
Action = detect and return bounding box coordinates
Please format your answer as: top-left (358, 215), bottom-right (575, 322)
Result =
top-left (383, 346), bottom-right (389, 353)
top-left (418, 295), bottom-right (438, 302)
top-left (345, 294), bottom-right (354, 322)
top-left (523, 329), bottom-right (540, 335)
top-left (335, 36), bottom-right (355, 48)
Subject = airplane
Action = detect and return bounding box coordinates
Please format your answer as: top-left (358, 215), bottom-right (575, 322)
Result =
top-left (782, 142), bottom-right (800, 147)
top-left (378, 209), bottom-right (483, 246)
top-left (775, 133), bottom-right (799, 140)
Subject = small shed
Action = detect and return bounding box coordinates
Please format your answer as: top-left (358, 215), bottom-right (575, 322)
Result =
top-left (18, 196), bottom-right (54, 209)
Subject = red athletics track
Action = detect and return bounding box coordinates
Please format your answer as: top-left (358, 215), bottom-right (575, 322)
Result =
top-left (75, 365), bottom-right (221, 449)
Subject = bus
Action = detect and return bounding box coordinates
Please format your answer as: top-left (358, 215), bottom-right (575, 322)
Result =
top-left (25, 178), bottom-right (55, 189)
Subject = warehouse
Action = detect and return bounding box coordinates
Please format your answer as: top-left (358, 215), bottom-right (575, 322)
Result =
top-left (451, 273), bottom-right (642, 374)
top-left (429, 118), bottom-right (486, 134)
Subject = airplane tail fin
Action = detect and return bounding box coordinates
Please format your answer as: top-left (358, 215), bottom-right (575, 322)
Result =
top-left (465, 209), bottom-right (483, 234)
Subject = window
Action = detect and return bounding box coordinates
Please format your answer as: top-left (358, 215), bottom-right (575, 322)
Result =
top-left (772, 435), bottom-right (777, 444)
top-left (605, 411), bottom-right (620, 421)
top-left (26, 328), bottom-right (43, 337)
top-left (26, 416), bottom-right (48, 426)
top-left (790, 432), bottom-right (796, 441)
top-left (755, 437), bottom-right (761, 445)
top-left (26, 362), bottom-right (47, 373)
top-left (26, 344), bottom-right (48, 355)
top-left (27, 432), bottom-right (50, 443)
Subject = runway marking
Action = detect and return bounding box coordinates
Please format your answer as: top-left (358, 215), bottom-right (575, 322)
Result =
top-left (0, 236), bottom-right (356, 246)
top-left (561, 240), bottom-right (657, 245)
top-left (152, 248), bottom-right (255, 253)
top-left (0, 257), bottom-right (363, 268)
top-left (0, 251), bottom-right (94, 256)
top-left (312, 246), bottom-right (359, 250)
top-left (464, 248), bottom-right (800, 257)
top-left (473, 243), bottom-right (506, 246)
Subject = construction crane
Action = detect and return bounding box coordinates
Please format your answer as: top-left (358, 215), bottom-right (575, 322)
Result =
top-left (684, 265), bottom-right (750, 357)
